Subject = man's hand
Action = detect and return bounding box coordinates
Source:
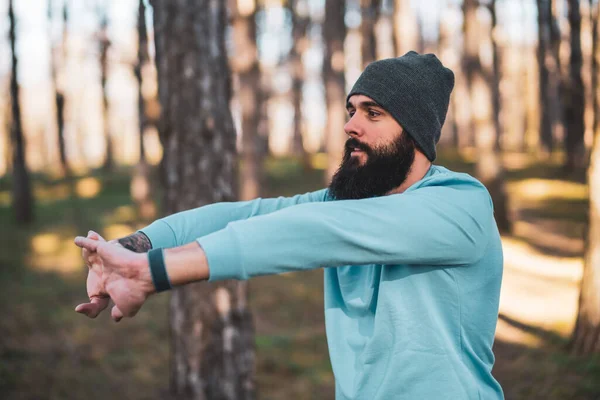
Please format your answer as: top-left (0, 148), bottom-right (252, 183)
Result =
top-left (76, 231), bottom-right (111, 319)
top-left (75, 234), bottom-right (155, 322)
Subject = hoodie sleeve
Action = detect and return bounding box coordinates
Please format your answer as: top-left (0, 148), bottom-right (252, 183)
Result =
top-left (197, 176), bottom-right (495, 281)
top-left (139, 189), bottom-right (329, 249)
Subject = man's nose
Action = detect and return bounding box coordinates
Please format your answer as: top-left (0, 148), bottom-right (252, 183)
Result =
top-left (344, 115), bottom-right (363, 138)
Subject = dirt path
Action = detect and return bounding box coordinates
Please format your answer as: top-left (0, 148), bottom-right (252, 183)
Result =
top-left (497, 236), bottom-right (582, 344)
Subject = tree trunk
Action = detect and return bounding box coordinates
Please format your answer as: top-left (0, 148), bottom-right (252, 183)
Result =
top-left (231, 0), bottom-right (263, 201)
top-left (135, 0), bottom-right (148, 164)
top-left (131, 0), bottom-right (155, 221)
top-left (393, 0), bottom-right (417, 56)
top-left (564, 0), bottom-right (586, 172)
top-left (488, 0), bottom-right (502, 150)
top-left (9, 0), bottom-right (33, 224)
top-left (437, 9), bottom-right (459, 149)
top-left (549, 0), bottom-right (566, 149)
top-left (360, 0), bottom-right (380, 67)
top-left (48, 0), bottom-right (70, 177)
top-left (572, 1), bottom-right (600, 354)
top-left (150, 1), bottom-right (255, 398)
top-left (323, 0), bottom-right (347, 183)
top-left (289, 0), bottom-right (310, 167)
top-left (591, 0), bottom-right (599, 140)
top-left (99, 9), bottom-right (113, 172)
top-left (536, 0), bottom-right (555, 154)
top-left (463, 0), bottom-right (511, 233)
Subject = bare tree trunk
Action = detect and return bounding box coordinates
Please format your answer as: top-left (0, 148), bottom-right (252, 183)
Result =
top-left (488, 0), bottom-right (502, 150)
top-left (550, 0), bottom-right (566, 147)
top-left (537, 0), bottom-right (555, 154)
top-left (131, 0), bottom-right (155, 221)
top-left (564, 0), bottom-right (586, 172)
top-left (99, 8), bottom-right (113, 172)
top-left (150, 1), bottom-right (255, 398)
top-left (437, 8), bottom-right (459, 150)
top-left (324, 0), bottom-right (347, 183)
top-left (572, 0), bottom-right (600, 355)
top-left (135, 0), bottom-right (148, 164)
top-left (289, 0), bottom-right (310, 167)
top-left (393, 0), bottom-right (417, 56)
top-left (591, 0), bottom-right (599, 140)
top-left (48, 0), bottom-right (70, 177)
top-left (361, 0), bottom-right (380, 67)
top-left (8, 0), bottom-right (33, 224)
top-left (463, 0), bottom-right (511, 233)
top-left (231, 0), bottom-right (263, 201)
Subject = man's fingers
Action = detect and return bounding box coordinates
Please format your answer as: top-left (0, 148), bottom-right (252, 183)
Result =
top-left (81, 231), bottom-right (107, 259)
top-left (75, 236), bottom-right (102, 253)
top-left (75, 296), bottom-right (109, 318)
top-left (75, 303), bottom-right (99, 317)
top-left (111, 305), bottom-right (124, 322)
top-left (87, 230), bottom-right (106, 242)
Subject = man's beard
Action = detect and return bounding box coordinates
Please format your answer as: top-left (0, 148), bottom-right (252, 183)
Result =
top-left (328, 132), bottom-right (416, 200)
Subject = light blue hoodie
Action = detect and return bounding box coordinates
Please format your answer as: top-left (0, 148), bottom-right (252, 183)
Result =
top-left (141, 165), bottom-right (504, 400)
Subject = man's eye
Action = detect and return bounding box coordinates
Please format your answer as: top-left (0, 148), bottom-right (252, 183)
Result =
top-left (368, 110), bottom-right (380, 118)
top-left (348, 110), bottom-right (355, 117)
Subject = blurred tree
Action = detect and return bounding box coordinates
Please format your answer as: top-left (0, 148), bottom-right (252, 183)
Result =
top-left (564, 0), bottom-right (585, 172)
top-left (98, 4), bottom-right (113, 172)
top-left (150, 0), bottom-right (255, 398)
top-left (536, 0), bottom-right (563, 155)
top-left (437, 5), bottom-right (459, 149)
top-left (289, 0), bottom-right (310, 166)
top-left (549, 0), bottom-right (565, 138)
top-left (463, 0), bottom-right (511, 233)
top-left (230, 0), bottom-right (263, 201)
top-left (537, 0), bottom-right (553, 153)
top-left (571, 0), bottom-right (600, 356)
top-left (8, 0), bottom-right (33, 224)
top-left (130, 0), bottom-right (155, 220)
top-left (393, 0), bottom-right (418, 56)
top-left (488, 0), bottom-right (502, 149)
top-left (48, 0), bottom-right (70, 177)
top-left (592, 0), bottom-right (599, 139)
top-left (360, 0), bottom-right (380, 67)
top-left (323, 0), bottom-right (347, 182)
top-left (135, 0), bottom-right (149, 165)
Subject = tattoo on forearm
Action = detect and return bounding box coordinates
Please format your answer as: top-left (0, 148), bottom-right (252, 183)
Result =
top-left (118, 232), bottom-right (153, 253)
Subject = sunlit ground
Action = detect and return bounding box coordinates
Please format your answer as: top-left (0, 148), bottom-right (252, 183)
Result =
top-left (0, 151), bottom-right (599, 400)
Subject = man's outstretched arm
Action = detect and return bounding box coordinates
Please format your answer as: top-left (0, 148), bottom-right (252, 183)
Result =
top-left (74, 176), bottom-right (493, 321)
top-left (138, 189), bottom-right (328, 249)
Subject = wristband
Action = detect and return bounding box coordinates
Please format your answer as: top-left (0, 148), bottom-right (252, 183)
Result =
top-left (147, 248), bottom-right (172, 292)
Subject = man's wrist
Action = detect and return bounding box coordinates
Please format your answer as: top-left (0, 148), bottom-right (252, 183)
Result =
top-left (118, 232), bottom-right (152, 253)
top-left (147, 248), bottom-right (172, 292)
top-left (135, 252), bottom-right (157, 296)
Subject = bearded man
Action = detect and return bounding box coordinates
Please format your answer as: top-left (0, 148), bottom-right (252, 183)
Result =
top-left (74, 51), bottom-right (504, 400)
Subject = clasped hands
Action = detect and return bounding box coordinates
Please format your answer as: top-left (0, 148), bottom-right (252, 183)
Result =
top-left (74, 231), bottom-right (155, 322)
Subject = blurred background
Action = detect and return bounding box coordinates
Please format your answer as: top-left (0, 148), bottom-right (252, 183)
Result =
top-left (1, 0), bottom-right (599, 399)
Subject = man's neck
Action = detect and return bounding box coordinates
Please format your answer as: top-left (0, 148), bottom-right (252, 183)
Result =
top-left (386, 152), bottom-right (432, 195)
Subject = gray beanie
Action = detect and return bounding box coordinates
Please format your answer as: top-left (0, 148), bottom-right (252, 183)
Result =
top-left (346, 51), bottom-right (455, 161)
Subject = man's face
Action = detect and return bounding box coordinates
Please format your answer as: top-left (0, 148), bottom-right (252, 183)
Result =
top-left (328, 94), bottom-right (416, 200)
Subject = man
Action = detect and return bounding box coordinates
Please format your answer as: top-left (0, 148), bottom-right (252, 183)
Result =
top-left (75, 52), bottom-right (504, 399)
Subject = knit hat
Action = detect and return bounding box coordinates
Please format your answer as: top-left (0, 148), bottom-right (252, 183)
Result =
top-left (346, 51), bottom-right (455, 161)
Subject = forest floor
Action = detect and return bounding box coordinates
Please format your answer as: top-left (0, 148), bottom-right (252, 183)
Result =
top-left (0, 150), bottom-right (599, 400)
